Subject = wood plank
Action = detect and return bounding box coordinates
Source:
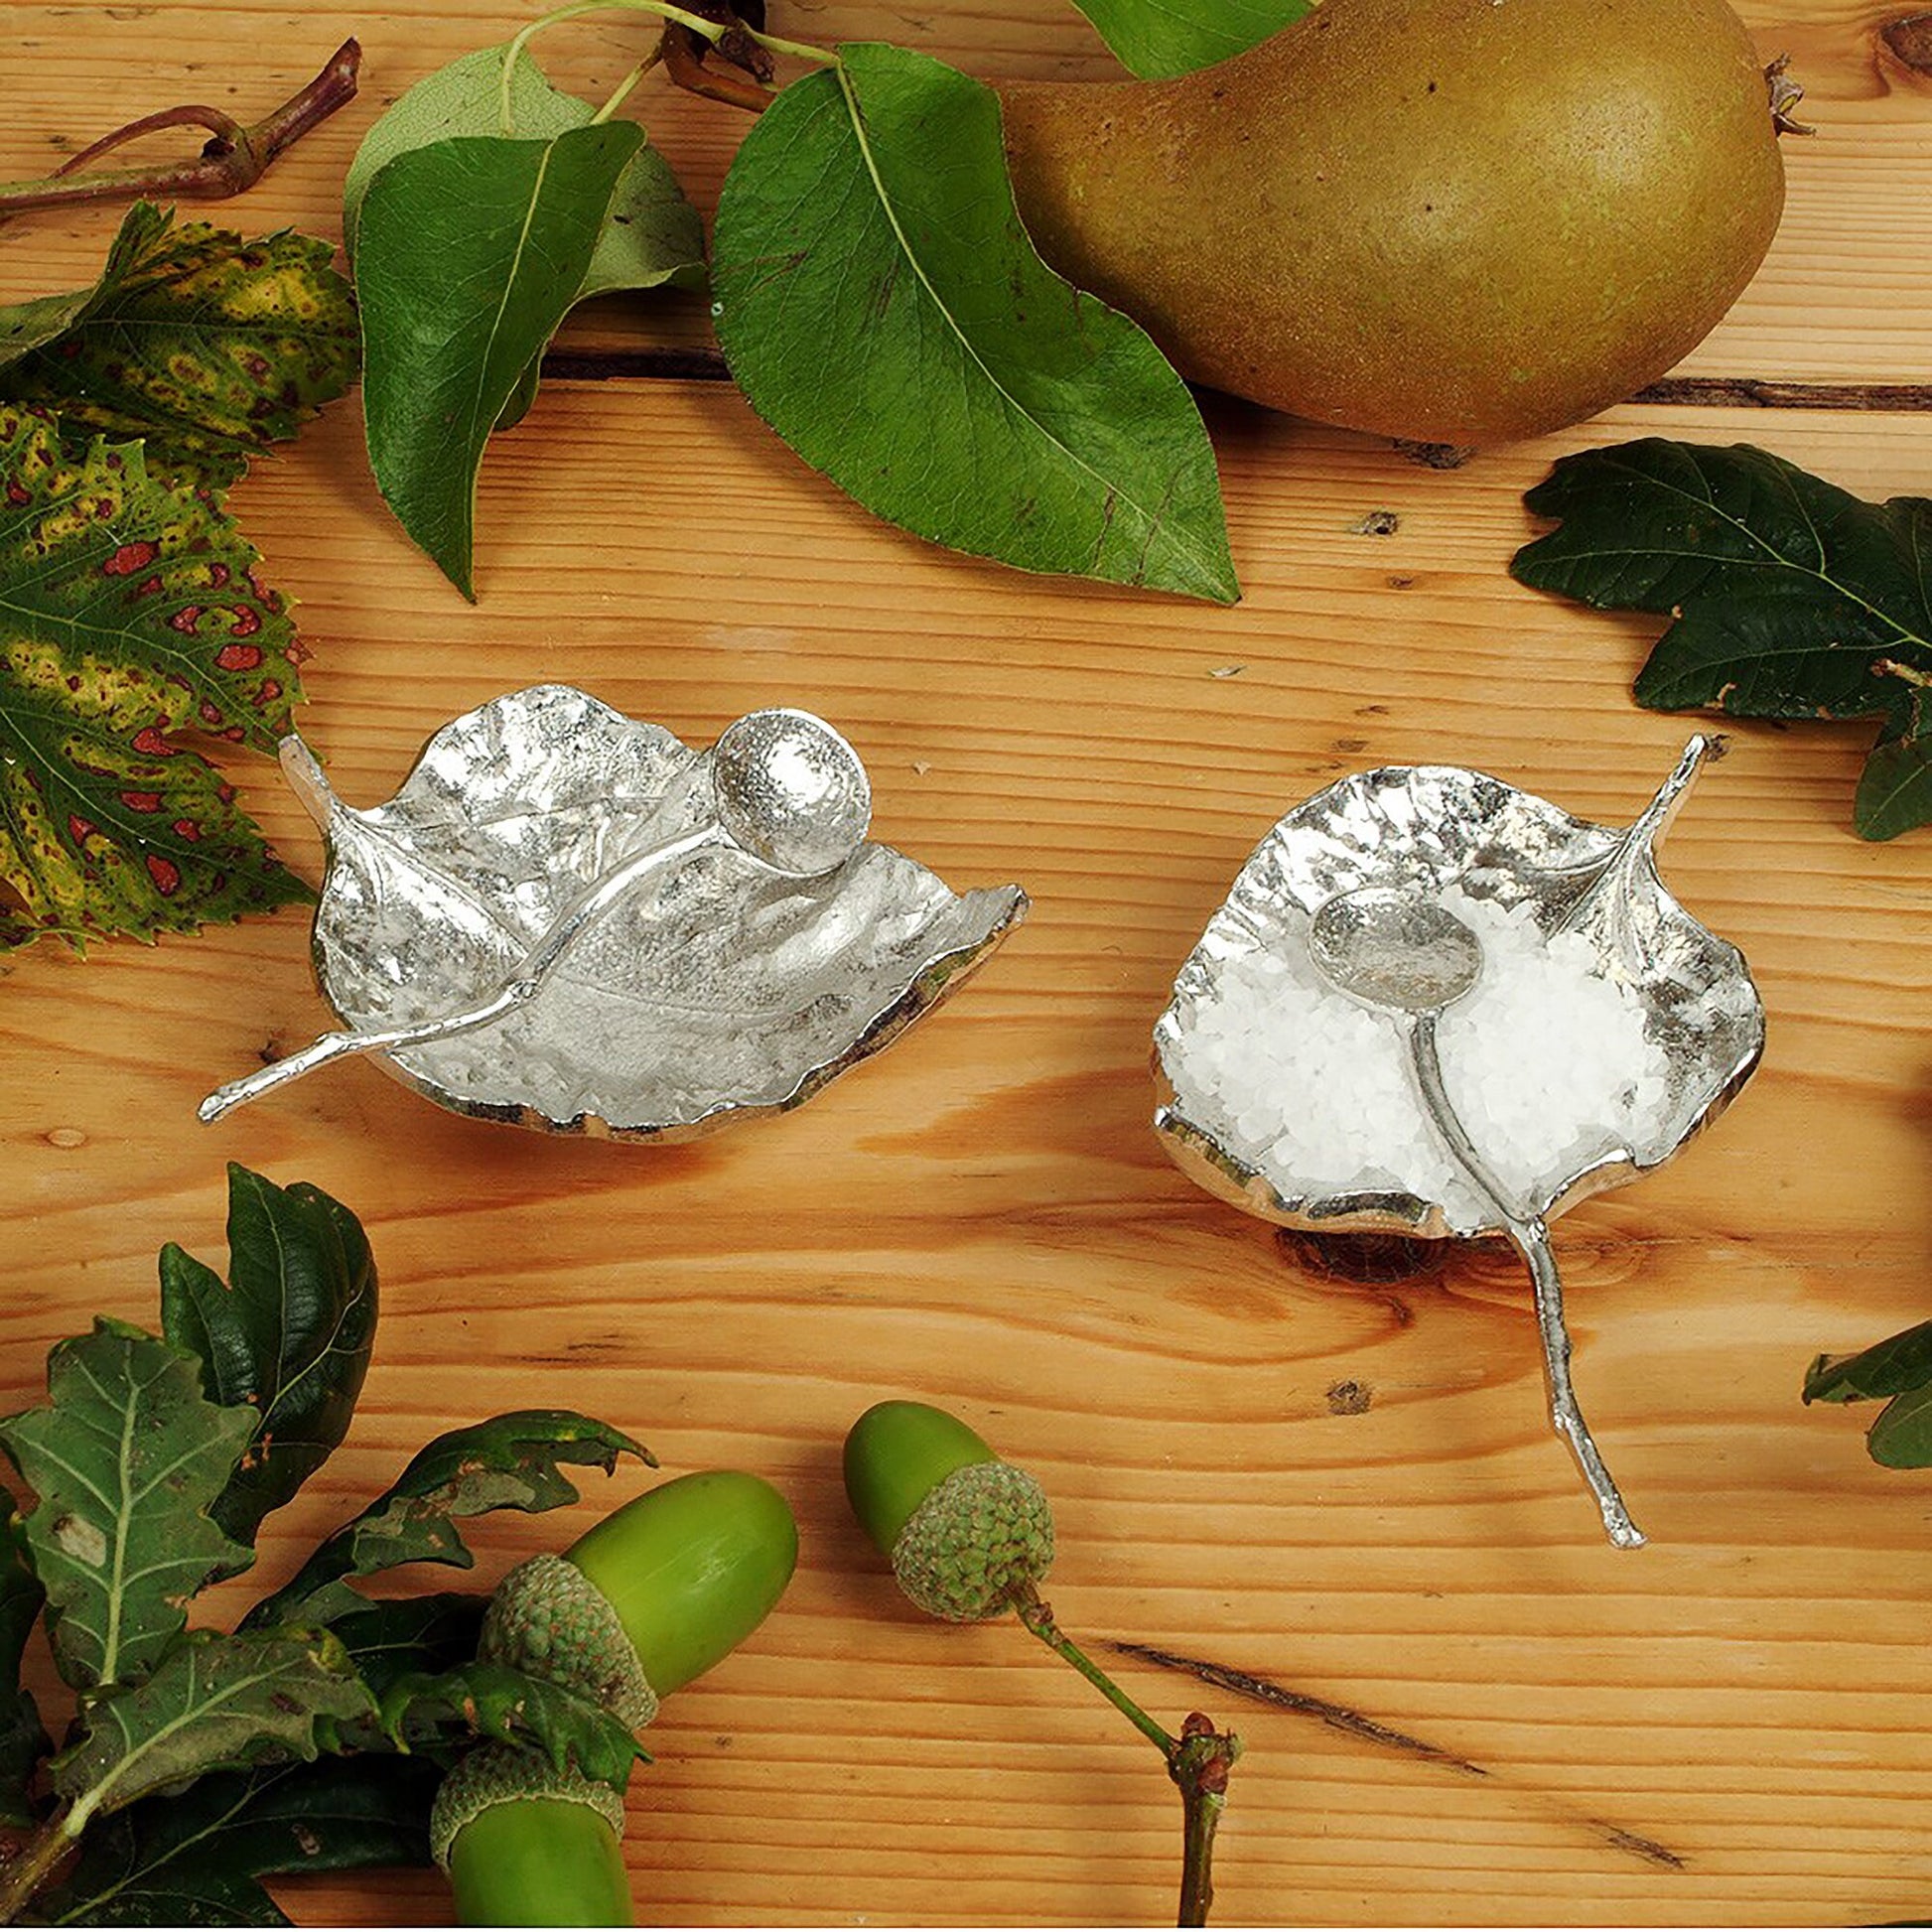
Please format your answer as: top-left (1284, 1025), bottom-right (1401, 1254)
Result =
top-left (2, 2), bottom-right (1930, 386)
top-left (1, 379), bottom-right (1929, 1924)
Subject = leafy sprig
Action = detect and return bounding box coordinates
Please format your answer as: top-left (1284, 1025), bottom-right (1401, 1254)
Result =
top-left (1804, 1317), bottom-right (1932, 1466)
top-left (1512, 439), bottom-right (1932, 840)
top-left (347, 0), bottom-right (1255, 604)
top-left (0, 1167), bottom-right (650, 1926)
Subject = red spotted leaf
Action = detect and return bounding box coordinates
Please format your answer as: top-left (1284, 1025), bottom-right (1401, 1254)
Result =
top-left (0, 409), bottom-right (310, 949)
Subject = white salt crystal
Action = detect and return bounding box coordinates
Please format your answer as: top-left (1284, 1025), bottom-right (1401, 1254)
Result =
top-left (1165, 881), bottom-right (1674, 1228)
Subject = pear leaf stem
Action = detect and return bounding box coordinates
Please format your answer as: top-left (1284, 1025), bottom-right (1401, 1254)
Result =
top-left (1011, 1586), bottom-right (1240, 1926)
top-left (500, 0), bottom-right (836, 133)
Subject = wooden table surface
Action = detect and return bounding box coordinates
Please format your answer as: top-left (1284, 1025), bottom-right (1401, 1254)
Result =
top-left (3, 3), bottom-right (1930, 1925)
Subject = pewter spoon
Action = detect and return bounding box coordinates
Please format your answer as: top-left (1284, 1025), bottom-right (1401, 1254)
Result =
top-left (1309, 884), bottom-right (1647, 1549)
top-left (198, 709), bottom-right (872, 1124)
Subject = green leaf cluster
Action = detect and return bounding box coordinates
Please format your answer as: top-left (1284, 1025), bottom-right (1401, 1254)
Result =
top-left (0, 203), bottom-right (358, 949)
top-left (0, 1167), bottom-right (650, 1926)
top-left (1511, 439), bottom-right (1932, 840)
top-left (1804, 1318), bottom-right (1932, 1468)
top-left (350, 10), bottom-right (1249, 603)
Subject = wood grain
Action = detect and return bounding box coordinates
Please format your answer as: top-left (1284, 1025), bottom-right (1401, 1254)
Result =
top-left (2, 1), bottom-right (1932, 1926)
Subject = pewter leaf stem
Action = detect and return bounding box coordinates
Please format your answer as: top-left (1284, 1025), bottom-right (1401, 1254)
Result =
top-left (197, 825), bottom-right (719, 1123)
top-left (1407, 1015), bottom-right (1646, 1549)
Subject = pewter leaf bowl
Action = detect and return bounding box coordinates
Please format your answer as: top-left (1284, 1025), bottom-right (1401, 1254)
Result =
top-left (204, 685), bottom-right (1027, 1139)
top-left (1152, 739), bottom-right (1765, 1546)
top-left (1154, 738), bottom-right (1764, 1241)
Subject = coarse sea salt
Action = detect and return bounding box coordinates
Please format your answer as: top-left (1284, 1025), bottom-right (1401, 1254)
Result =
top-left (1164, 881), bottom-right (1674, 1228)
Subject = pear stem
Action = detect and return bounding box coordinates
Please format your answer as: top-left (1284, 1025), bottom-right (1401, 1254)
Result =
top-left (1011, 1586), bottom-right (1240, 1926)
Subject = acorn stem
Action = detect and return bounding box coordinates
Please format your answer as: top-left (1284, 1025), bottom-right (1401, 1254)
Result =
top-left (1012, 1585), bottom-right (1175, 1753)
top-left (1011, 1586), bottom-right (1240, 1928)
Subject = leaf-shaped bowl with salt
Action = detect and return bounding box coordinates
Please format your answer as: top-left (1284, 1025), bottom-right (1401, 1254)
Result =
top-left (1153, 738), bottom-right (1764, 1546)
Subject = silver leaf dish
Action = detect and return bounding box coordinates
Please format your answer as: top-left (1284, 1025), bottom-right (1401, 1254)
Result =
top-left (200, 685), bottom-right (1028, 1140)
top-left (1152, 737), bottom-right (1764, 1547)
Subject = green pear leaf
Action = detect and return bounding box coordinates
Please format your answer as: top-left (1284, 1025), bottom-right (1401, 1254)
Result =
top-left (376, 1661), bottom-right (646, 1786)
top-left (0, 1498), bottom-right (49, 1829)
top-left (1864, 1384), bottom-right (1932, 1467)
top-left (1511, 439), bottom-right (1932, 840)
top-left (1065, 0), bottom-right (1312, 79)
top-left (0, 1318), bottom-right (254, 1691)
top-left (0, 409), bottom-right (310, 951)
top-left (1805, 1317), bottom-right (1932, 1467)
top-left (37, 1755), bottom-right (443, 1926)
top-left (49, 1629), bottom-right (374, 1831)
top-left (343, 46), bottom-right (704, 300)
top-left (158, 1166), bottom-right (377, 1552)
top-left (245, 1413), bottom-right (650, 1628)
top-left (0, 203), bottom-right (358, 493)
top-left (710, 43), bottom-right (1238, 604)
top-left (345, 48), bottom-right (702, 455)
top-left (354, 122), bottom-right (650, 598)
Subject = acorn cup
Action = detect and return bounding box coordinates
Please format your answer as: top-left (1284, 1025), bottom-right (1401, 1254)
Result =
top-left (842, 1398), bottom-right (1054, 1620)
top-left (434, 1748), bottom-right (631, 1928)
top-left (431, 1470), bottom-right (799, 1928)
top-left (843, 1401), bottom-right (1241, 1929)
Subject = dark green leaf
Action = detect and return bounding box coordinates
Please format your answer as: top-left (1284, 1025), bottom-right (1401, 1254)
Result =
top-left (1866, 1382), bottom-right (1932, 1468)
top-left (40, 1754), bottom-right (441, 1926)
top-left (50, 1628), bottom-right (374, 1827)
top-left (0, 1497), bottom-right (49, 1828)
top-left (246, 1412), bottom-right (648, 1628)
top-left (1856, 699), bottom-right (1932, 842)
top-left (711, 44), bottom-right (1237, 604)
top-left (378, 1661), bottom-right (645, 1787)
top-left (1066, 0), bottom-right (1311, 78)
top-left (0, 1318), bottom-right (253, 1690)
top-left (0, 203), bottom-right (358, 493)
top-left (343, 47), bottom-right (704, 301)
top-left (1804, 1319), bottom-right (1932, 1404)
top-left (355, 123), bottom-right (647, 597)
top-left (1512, 440), bottom-right (1932, 839)
top-left (0, 410), bottom-right (311, 951)
top-left (328, 1590), bottom-right (488, 1699)
top-left (1805, 1318), bottom-right (1932, 1468)
top-left (159, 1166), bottom-right (377, 1551)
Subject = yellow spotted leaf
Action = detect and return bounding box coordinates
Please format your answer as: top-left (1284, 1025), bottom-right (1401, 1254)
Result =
top-left (0, 203), bottom-right (357, 491)
top-left (0, 410), bottom-right (310, 949)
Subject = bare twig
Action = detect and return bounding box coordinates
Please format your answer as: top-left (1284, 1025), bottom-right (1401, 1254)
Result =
top-left (0, 40), bottom-right (361, 217)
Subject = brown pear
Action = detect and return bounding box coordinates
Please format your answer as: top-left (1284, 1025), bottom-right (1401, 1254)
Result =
top-left (997, 0), bottom-right (1787, 445)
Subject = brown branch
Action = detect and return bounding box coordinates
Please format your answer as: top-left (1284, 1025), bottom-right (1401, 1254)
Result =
top-left (0, 40), bottom-right (361, 218)
top-left (53, 105), bottom-right (247, 179)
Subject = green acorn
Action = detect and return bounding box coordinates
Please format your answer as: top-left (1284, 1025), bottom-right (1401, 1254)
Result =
top-left (434, 1470), bottom-right (799, 1927)
top-left (432, 1746), bottom-right (630, 1927)
top-left (843, 1400), bottom-right (1054, 1620)
top-left (480, 1468), bottom-right (798, 1713)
